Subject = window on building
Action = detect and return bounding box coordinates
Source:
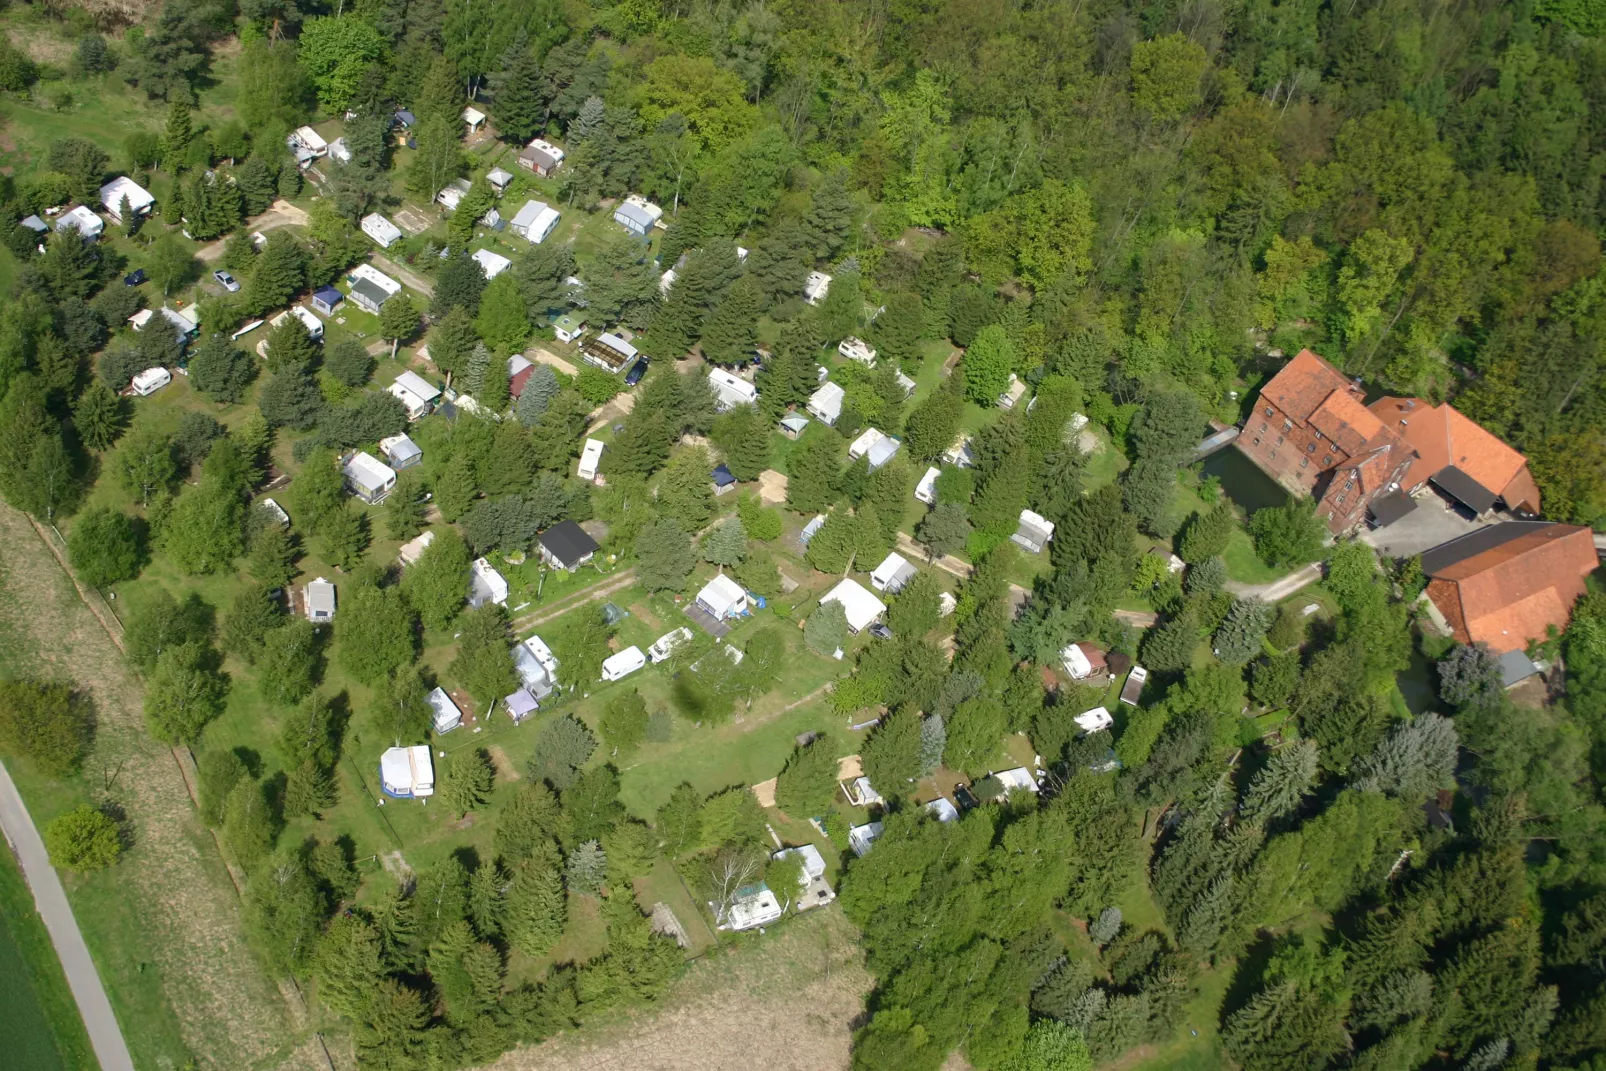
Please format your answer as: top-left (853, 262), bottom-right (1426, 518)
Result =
top-left (1276, 435), bottom-right (1284, 445)
top-left (1269, 450), bottom-right (1277, 459)
top-left (1300, 458), bottom-right (1309, 469)
top-left (1322, 455), bottom-right (1332, 466)
top-left (1283, 419), bottom-right (1292, 430)
top-left (1265, 407), bottom-right (1273, 417)
top-left (1306, 442), bottom-right (1316, 453)
top-left (1252, 437), bottom-right (1261, 446)
top-left (1260, 422), bottom-right (1268, 432)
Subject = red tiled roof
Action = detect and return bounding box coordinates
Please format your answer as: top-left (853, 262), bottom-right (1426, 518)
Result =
top-left (1426, 524), bottom-right (1596, 651)
top-left (1368, 396), bottom-right (1539, 512)
top-left (1260, 349), bottom-right (1354, 423)
top-left (1309, 389), bottom-right (1385, 455)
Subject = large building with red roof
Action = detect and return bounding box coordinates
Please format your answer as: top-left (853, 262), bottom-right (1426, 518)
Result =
top-left (1419, 522), bottom-right (1597, 654)
top-left (1237, 349), bottom-right (1542, 532)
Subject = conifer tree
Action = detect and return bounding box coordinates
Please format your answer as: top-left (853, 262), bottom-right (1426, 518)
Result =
top-left (505, 861), bottom-right (566, 956)
top-left (803, 170), bottom-right (854, 259)
top-left (428, 306), bottom-right (479, 382)
top-left (699, 275), bottom-right (762, 364)
top-left (493, 47), bottom-right (546, 142)
top-left (515, 365), bottom-right (559, 426)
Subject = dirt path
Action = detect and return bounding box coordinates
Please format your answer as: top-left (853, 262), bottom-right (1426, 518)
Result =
top-left (896, 532), bottom-right (973, 579)
top-left (511, 568), bottom-right (639, 632)
top-left (372, 252), bottom-right (436, 296)
top-left (0, 505), bottom-right (322, 1071)
top-left (196, 201), bottom-right (310, 262)
top-left (528, 346), bottom-right (580, 376)
top-left (1224, 561), bottom-right (1324, 601)
top-left (0, 758), bottom-right (135, 1071)
top-left (481, 908), bottom-right (870, 1071)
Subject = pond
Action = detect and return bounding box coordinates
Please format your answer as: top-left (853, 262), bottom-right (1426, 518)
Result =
top-left (1201, 445), bottom-right (1290, 516)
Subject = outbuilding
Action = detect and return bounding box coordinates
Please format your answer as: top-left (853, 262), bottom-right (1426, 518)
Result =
top-left (695, 574), bottom-right (749, 621)
top-left (379, 745), bottom-right (434, 798)
top-left (553, 313), bottom-right (586, 343)
top-left (601, 646), bottom-right (647, 682)
top-left (311, 286), bottom-right (345, 316)
top-left (427, 687), bottom-right (463, 734)
top-left (537, 520), bottom-right (600, 571)
top-left (486, 167), bottom-right (513, 195)
top-left (1010, 509), bottom-right (1056, 554)
top-left (779, 413), bottom-right (810, 439)
top-left (461, 106), bottom-right (486, 132)
top-left (711, 463), bottom-right (738, 496)
top-left (820, 578), bottom-right (886, 634)
top-left (343, 451), bottom-right (397, 504)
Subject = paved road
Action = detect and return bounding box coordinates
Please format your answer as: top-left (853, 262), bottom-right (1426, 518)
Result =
top-left (0, 760), bottom-right (136, 1071)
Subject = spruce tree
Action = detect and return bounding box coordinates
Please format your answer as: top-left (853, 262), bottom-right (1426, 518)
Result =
top-left (505, 861), bottom-right (566, 956)
top-left (515, 365), bottom-right (559, 425)
top-left (459, 341), bottom-right (492, 398)
top-left (494, 47), bottom-right (546, 143)
top-left (700, 275), bottom-right (763, 364)
top-left (803, 170), bottom-right (854, 259)
top-left (428, 306), bottom-right (479, 382)
top-left (701, 517), bottom-right (748, 568)
top-left (160, 97), bottom-right (192, 174)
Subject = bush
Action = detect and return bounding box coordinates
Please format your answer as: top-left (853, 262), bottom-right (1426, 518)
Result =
top-left (0, 679), bottom-right (92, 776)
top-left (1249, 499), bottom-right (1326, 568)
top-left (44, 806), bottom-right (121, 870)
top-left (575, 366), bottom-right (623, 406)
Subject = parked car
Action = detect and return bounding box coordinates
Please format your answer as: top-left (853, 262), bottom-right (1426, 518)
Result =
top-left (213, 269), bottom-right (240, 292)
top-left (123, 268), bottom-right (146, 286)
top-left (624, 358), bottom-right (648, 387)
top-left (953, 783), bottom-right (979, 811)
top-left (868, 622), bottom-right (893, 640)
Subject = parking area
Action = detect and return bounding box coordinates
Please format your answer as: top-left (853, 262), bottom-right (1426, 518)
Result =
top-left (1360, 489), bottom-right (1491, 559)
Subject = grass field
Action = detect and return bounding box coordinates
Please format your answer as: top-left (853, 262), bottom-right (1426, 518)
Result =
top-left (0, 839), bottom-right (95, 1071)
top-left (0, 504), bottom-right (327, 1071)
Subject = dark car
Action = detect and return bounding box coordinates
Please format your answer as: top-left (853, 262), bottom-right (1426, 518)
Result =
top-left (624, 358), bottom-right (648, 386)
top-left (868, 622), bottom-right (894, 640)
top-left (953, 783), bottom-right (979, 811)
top-left (123, 268), bottom-right (147, 286)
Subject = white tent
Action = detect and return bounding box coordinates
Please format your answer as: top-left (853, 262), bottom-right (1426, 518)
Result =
top-left (379, 745), bottom-right (434, 798)
top-left (992, 767), bottom-right (1040, 794)
top-left (427, 687), bottom-right (462, 734)
top-left (695, 574), bottom-right (748, 620)
top-left (820, 578), bottom-right (886, 634)
top-left (601, 646), bottom-right (647, 681)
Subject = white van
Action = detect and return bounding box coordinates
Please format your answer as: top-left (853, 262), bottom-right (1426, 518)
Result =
top-left (600, 646), bottom-right (647, 681)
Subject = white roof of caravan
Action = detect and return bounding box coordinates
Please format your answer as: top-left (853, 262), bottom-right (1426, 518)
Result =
top-left (294, 126), bottom-right (328, 151)
top-left (362, 213), bottom-right (403, 242)
top-left (820, 578), bottom-right (886, 632)
top-left (392, 370), bottom-right (440, 401)
top-left (805, 271), bottom-right (832, 300)
top-left (772, 843), bottom-right (828, 880)
top-left (471, 248), bottom-right (511, 279)
top-left (809, 381), bottom-right (845, 420)
top-left (579, 438), bottom-right (604, 470)
top-left (697, 573), bottom-right (747, 617)
top-left (99, 175), bottom-right (155, 215)
top-left (350, 263), bottom-right (403, 296)
top-left (379, 433), bottom-right (422, 464)
top-left (305, 577), bottom-right (336, 613)
top-left (523, 635), bottom-right (559, 676)
top-left (915, 466), bottom-right (940, 499)
top-left (56, 205), bottom-right (103, 236)
top-left (849, 427), bottom-right (888, 459)
top-left (398, 529), bottom-right (435, 565)
top-left (926, 797), bottom-right (960, 822)
top-left (602, 646), bottom-right (647, 675)
top-left (1075, 706), bottom-right (1114, 733)
top-left (649, 626), bottom-right (694, 660)
top-left (993, 767), bottom-right (1040, 793)
top-left (870, 552), bottom-right (915, 589)
top-left (511, 200), bottom-right (560, 237)
top-left (708, 367), bottom-right (757, 407)
top-left (343, 451), bottom-right (396, 492)
top-left (131, 366), bottom-right (170, 390)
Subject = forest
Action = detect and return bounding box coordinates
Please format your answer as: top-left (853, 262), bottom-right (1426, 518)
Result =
top-left (0, 0), bottom-right (1604, 1069)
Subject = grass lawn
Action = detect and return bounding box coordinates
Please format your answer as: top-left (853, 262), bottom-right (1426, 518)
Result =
top-left (0, 841), bottom-right (95, 1071)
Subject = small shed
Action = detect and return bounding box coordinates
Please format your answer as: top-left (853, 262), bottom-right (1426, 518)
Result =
top-left (554, 313), bottom-right (586, 344)
top-left (843, 776), bottom-right (883, 807)
top-left (915, 466), bottom-right (941, 505)
top-left (379, 433), bottom-right (422, 470)
top-left (537, 520), bottom-right (600, 571)
top-left (779, 413), bottom-right (810, 439)
top-left (379, 745), bottom-right (434, 798)
top-left (130, 367), bottom-right (172, 396)
top-left (304, 577), bottom-right (336, 622)
top-left (820, 578), bottom-right (886, 634)
top-left (601, 646), bottom-right (647, 682)
top-left (870, 552), bottom-right (917, 594)
top-left (310, 286), bottom-right (345, 316)
top-left (696, 574), bottom-right (748, 620)
top-left (487, 167), bottom-right (513, 194)
top-left (462, 106), bottom-right (486, 132)
top-left (469, 557), bottom-right (509, 608)
top-left (427, 687), bottom-right (463, 734)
